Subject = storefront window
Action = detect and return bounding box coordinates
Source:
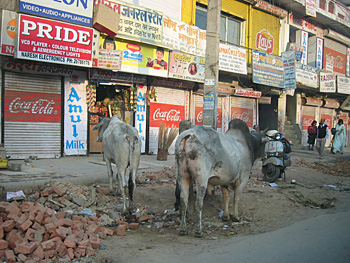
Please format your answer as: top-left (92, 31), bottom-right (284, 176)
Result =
top-left (319, 0), bottom-right (326, 10)
top-left (328, 1), bottom-right (335, 14)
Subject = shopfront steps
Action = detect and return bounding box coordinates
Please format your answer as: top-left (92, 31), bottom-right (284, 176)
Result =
top-left (283, 119), bottom-right (304, 151)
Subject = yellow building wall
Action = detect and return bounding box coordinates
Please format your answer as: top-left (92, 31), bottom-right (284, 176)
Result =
top-left (250, 8), bottom-right (280, 56)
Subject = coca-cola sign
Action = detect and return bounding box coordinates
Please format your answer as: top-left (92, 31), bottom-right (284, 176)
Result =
top-left (5, 90), bottom-right (61, 123)
top-left (231, 107), bottom-right (253, 127)
top-left (195, 107), bottom-right (222, 128)
top-left (149, 102), bottom-right (184, 128)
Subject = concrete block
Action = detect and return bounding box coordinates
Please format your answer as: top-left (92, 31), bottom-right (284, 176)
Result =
top-left (8, 162), bottom-right (21, 171)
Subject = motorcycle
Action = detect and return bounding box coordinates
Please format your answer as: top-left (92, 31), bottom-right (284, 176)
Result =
top-left (262, 130), bottom-right (292, 183)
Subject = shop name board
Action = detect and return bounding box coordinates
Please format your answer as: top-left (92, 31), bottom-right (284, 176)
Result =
top-left (295, 63), bottom-right (318, 88)
top-left (1, 10), bottom-right (16, 56)
top-left (90, 69), bottom-right (146, 83)
top-left (234, 89), bottom-right (262, 98)
top-left (95, 0), bottom-right (163, 44)
top-left (305, 98), bottom-right (323, 106)
top-left (289, 13), bottom-right (323, 37)
top-left (4, 61), bottom-right (75, 76)
top-left (16, 14), bottom-right (93, 67)
top-left (324, 100), bottom-right (339, 109)
top-left (319, 72), bottom-right (336, 93)
top-left (219, 43), bottom-right (247, 75)
top-left (337, 76), bottom-right (350, 94)
top-left (19, 0), bottom-right (94, 26)
top-left (169, 51), bottom-right (205, 82)
top-left (255, 0), bottom-right (288, 18)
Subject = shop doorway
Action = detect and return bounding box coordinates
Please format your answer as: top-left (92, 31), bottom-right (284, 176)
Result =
top-left (259, 96), bottom-right (278, 131)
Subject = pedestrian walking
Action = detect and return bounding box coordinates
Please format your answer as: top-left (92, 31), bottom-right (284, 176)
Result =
top-left (315, 118), bottom-right (329, 159)
top-left (332, 119), bottom-right (346, 154)
top-left (307, 120), bottom-right (317, 150)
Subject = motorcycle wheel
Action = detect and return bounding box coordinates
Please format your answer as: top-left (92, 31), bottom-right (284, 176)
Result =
top-left (263, 163), bottom-right (280, 182)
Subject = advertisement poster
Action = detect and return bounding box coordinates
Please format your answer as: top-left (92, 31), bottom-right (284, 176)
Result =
top-left (252, 50), bottom-right (284, 88)
top-left (115, 40), bottom-right (169, 77)
top-left (16, 14), bottom-right (93, 67)
top-left (295, 63), bottom-right (318, 88)
top-left (195, 107), bottom-right (222, 129)
top-left (337, 76), bottom-right (350, 94)
top-left (300, 30), bottom-right (308, 65)
top-left (231, 107), bottom-right (253, 128)
top-left (316, 38), bottom-right (323, 69)
top-left (149, 102), bottom-right (184, 128)
top-left (347, 47), bottom-right (350, 77)
top-left (219, 43), bottom-right (247, 75)
top-left (168, 51), bottom-right (205, 82)
top-left (20, 0), bottom-right (94, 26)
top-left (324, 47), bottom-right (347, 75)
top-left (135, 84), bottom-right (147, 153)
top-left (305, 0), bottom-right (317, 17)
top-left (163, 15), bottom-right (206, 57)
top-left (64, 71), bottom-right (88, 156)
top-left (95, 0), bottom-right (163, 44)
top-left (94, 34), bottom-right (122, 70)
top-left (282, 51), bottom-right (296, 89)
top-left (1, 10), bottom-right (17, 56)
top-left (319, 72), bottom-right (336, 93)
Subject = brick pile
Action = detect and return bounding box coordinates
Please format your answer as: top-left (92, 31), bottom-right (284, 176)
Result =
top-left (0, 188), bottom-right (147, 262)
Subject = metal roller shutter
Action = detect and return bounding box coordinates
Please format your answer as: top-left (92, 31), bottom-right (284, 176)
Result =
top-left (4, 71), bottom-right (62, 159)
top-left (149, 87), bottom-right (186, 154)
top-left (231, 97), bottom-right (255, 128)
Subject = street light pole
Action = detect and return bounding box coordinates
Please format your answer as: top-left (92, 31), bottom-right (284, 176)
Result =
top-left (203, 0), bottom-right (221, 129)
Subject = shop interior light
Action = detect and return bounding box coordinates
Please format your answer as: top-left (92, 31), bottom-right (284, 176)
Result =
top-left (99, 82), bottom-right (113, 85)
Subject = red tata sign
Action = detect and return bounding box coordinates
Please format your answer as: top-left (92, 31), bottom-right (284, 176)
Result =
top-left (16, 14), bottom-right (93, 67)
top-left (194, 107), bottom-right (222, 128)
top-left (5, 90), bottom-right (61, 123)
top-left (231, 107), bottom-right (253, 127)
top-left (149, 102), bottom-right (184, 128)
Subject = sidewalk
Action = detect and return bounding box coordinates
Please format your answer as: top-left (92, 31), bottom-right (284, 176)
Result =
top-left (0, 145), bottom-right (349, 192)
top-left (0, 154), bottom-right (175, 192)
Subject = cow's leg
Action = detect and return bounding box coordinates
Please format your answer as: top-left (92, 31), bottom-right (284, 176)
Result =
top-left (117, 167), bottom-right (128, 213)
top-left (178, 170), bottom-right (191, 236)
top-left (105, 157), bottom-right (114, 194)
top-left (231, 172), bottom-right (249, 222)
top-left (194, 179), bottom-right (208, 238)
top-left (221, 186), bottom-right (230, 221)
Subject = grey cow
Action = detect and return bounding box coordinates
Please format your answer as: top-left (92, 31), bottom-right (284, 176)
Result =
top-left (93, 116), bottom-right (141, 212)
top-left (175, 119), bottom-right (268, 237)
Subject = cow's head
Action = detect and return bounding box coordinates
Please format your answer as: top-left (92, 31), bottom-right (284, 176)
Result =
top-left (251, 130), bottom-right (269, 161)
top-left (92, 117), bottom-right (111, 142)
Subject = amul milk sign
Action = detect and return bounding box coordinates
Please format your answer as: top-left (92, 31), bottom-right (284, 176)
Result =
top-left (5, 90), bottom-right (61, 123)
top-left (15, 14), bottom-right (93, 67)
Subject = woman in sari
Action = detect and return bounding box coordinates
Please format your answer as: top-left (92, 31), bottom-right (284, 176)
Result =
top-left (332, 119), bottom-right (346, 154)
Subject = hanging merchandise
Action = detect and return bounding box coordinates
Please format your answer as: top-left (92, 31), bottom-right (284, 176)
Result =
top-left (146, 87), bottom-right (157, 106)
top-left (129, 86), bottom-right (138, 111)
top-left (86, 84), bottom-right (97, 110)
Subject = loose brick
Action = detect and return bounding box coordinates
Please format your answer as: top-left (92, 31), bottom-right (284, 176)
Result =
top-left (116, 224), bottom-right (127, 236)
top-left (86, 224), bottom-right (99, 235)
top-left (139, 214), bottom-right (152, 222)
top-left (44, 208), bottom-right (54, 217)
top-left (18, 219), bottom-right (32, 232)
top-left (52, 186), bottom-right (65, 196)
top-left (0, 227), bottom-right (3, 239)
top-left (89, 234), bottom-right (101, 248)
top-left (86, 246), bottom-right (96, 256)
top-left (33, 192), bottom-right (40, 200)
top-left (21, 202), bottom-right (34, 213)
top-left (44, 223), bottom-right (56, 233)
top-left (34, 203), bottom-right (45, 213)
top-left (74, 247), bottom-right (85, 258)
top-left (24, 228), bottom-right (36, 241)
top-left (34, 230), bottom-right (44, 243)
top-left (41, 240), bottom-right (55, 251)
top-left (0, 212), bottom-right (8, 221)
top-left (33, 246), bottom-right (44, 260)
top-left (0, 202), bottom-right (10, 212)
top-left (18, 242), bottom-right (38, 255)
top-left (34, 212), bottom-right (44, 225)
top-left (16, 214), bottom-right (28, 228)
top-left (40, 189), bottom-right (52, 197)
top-left (56, 211), bottom-right (66, 219)
top-left (0, 239), bottom-right (8, 249)
top-left (31, 222), bottom-right (44, 231)
top-left (44, 249), bottom-right (57, 259)
top-left (98, 231), bottom-right (107, 239)
top-left (17, 253), bottom-right (27, 262)
top-left (55, 226), bottom-right (71, 239)
top-left (78, 239), bottom-right (90, 248)
top-left (67, 248), bottom-right (74, 260)
top-left (5, 203), bottom-right (20, 216)
top-left (7, 213), bottom-right (19, 222)
top-left (52, 238), bottom-right (66, 254)
top-left (58, 254), bottom-right (71, 262)
top-left (128, 223), bottom-right (140, 230)
top-left (64, 238), bottom-right (76, 248)
top-left (62, 218), bottom-right (73, 227)
top-left (1, 220), bottom-right (15, 232)
top-left (5, 250), bottom-right (16, 263)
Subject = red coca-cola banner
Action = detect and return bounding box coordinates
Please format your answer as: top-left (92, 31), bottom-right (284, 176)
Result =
top-left (321, 114), bottom-right (332, 129)
top-left (149, 102), bottom-right (184, 128)
top-left (5, 90), bottom-right (61, 123)
top-left (302, 115), bottom-right (315, 130)
top-left (231, 107), bottom-right (253, 127)
top-left (194, 107), bottom-right (222, 128)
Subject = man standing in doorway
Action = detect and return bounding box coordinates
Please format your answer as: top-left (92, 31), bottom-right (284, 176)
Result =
top-left (316, 118), bottom-right (329, 159)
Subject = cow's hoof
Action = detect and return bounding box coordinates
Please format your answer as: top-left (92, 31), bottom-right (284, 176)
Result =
top-left (229, 214), bottom-right (240, 222)
top-left (179, 229), bottom-right (188, 236)
top-left (222, 215), bottom-right (230, 222)
top-left (194, 230), bottom-right (203, 238)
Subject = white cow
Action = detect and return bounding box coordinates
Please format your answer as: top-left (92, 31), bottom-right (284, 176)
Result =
top-left (175, 119), bottom-right (267, 237)
top-left (93, 116), bottom-right (141, 212)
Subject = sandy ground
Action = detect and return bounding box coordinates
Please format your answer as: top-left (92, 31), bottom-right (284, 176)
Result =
top-left (86, 156), bottom-right (350, 263)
